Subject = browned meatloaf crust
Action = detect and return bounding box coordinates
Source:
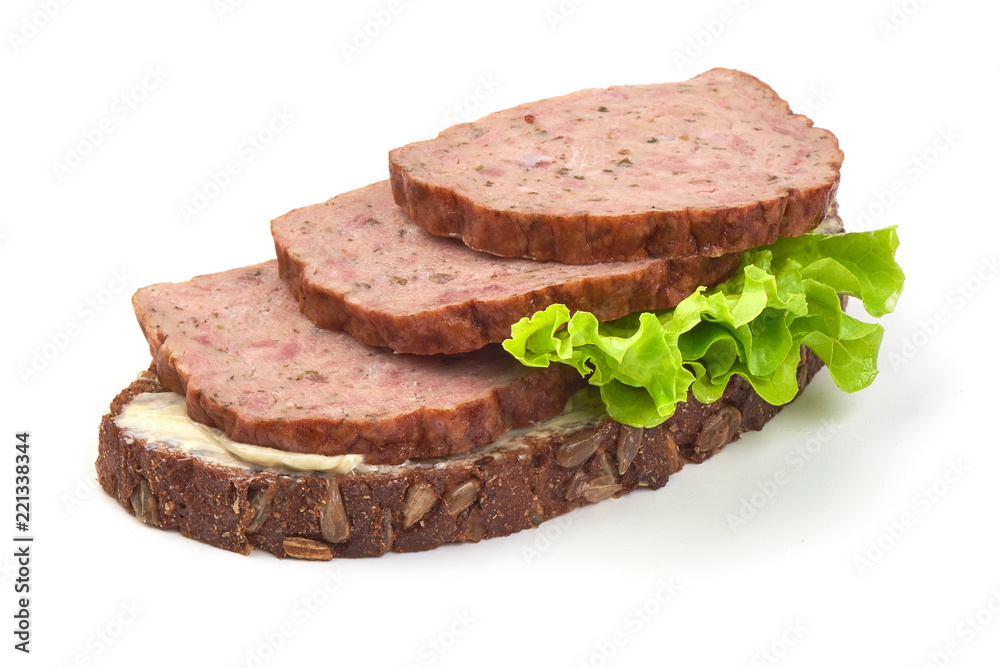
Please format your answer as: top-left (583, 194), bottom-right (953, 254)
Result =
top-left (131, 262), bottom-right (581, 464)
top-left (389, 68), bottom-right (842, 264)
top-left (271, 181), bottom-right (742, 355)
top-left (96, 349), bottom-right (824, 559)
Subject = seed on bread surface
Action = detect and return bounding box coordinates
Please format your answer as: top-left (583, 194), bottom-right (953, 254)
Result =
top-left (556, 425), bottom-right (605, 468)
top-left (402, 482), bottom-right (438, 529)
top-left (442, 480), bottom-right (479, 516)
top-left (130, 476), bottom-right (159, 526)
top-left (320, 481), bottom-right (351, 543)
top-left (282, 537), bottom-right (333, 561)
top-left (695, 405), bottom-right (743, 454)
top-left (617, 425), bottom-right (645, 474)
top-left (246, 489), bottom-right (271, 534)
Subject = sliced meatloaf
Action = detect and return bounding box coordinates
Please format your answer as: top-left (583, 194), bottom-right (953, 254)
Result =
top-left (97, 347), bottom-right (824, 558)
top-left (389, 68), bottom-right (842, 263)
top-left (271, 181), bottom-right (741, 355)
top-left (131, 262), bottom-right (580, 464)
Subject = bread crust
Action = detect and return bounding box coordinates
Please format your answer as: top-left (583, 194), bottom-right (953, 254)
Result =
top-left (96, 350), bottom-right (825, 559)
top-left (389, 69), bottom-right (842, 264)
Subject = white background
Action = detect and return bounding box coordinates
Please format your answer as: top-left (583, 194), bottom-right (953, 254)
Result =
top-left (2, 1), bottom-right (998, 666)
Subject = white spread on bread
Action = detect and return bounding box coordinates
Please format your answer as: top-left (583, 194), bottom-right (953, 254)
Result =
top-left (116, 390), bottom-right (606, 476)
top-left (116, 392), bottom-right (362, 473)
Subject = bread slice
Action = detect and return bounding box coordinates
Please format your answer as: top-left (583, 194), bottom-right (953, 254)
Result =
top-left (271, 181), bottom-right (742, 355)
top-left (131, 262), bottom-right (580, 464)
top-left (96, 349), bottom-right (825, 559)
top-left (389, 68), bottom-right (842, 264)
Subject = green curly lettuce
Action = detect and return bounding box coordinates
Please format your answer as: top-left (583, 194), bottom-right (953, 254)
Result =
top-left (502, 228), bottom-right (904, 428)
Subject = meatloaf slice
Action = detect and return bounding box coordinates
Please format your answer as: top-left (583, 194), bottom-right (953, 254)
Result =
top-left (389, 68), bottom-right (843, 264)
top-left (271, 181), bottom-right (741, 355)
top-left (131, 262), bottom-right (580, 464)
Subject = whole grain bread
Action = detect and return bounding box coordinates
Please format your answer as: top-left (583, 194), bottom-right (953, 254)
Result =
top-left (271, 181), bottom-right (742, 355)
top-left (389, 68), bottom-right (842, 264)
top-left (132, 262), bottom-right (581, 464)
top-left (96, 349), bottom-right (824, 559)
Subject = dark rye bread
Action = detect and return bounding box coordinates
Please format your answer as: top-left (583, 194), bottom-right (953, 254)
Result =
top-left (271, 181), bottom-right (742, 355)
top-left (96, 349), bottom-right (825, 559)
top-left (389, 68), bottom-right (842, 264)
top-left (132, 262), bottom-right (580, 465)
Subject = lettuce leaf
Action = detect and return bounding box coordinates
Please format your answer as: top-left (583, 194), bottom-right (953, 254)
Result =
top-left (503, 228), bottom-right (904, 428)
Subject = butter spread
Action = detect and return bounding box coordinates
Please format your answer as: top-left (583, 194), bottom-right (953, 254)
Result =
top-left (116, 389), bottom-right (606, 476)
top-left (116, 392), bottom-right (362, 473)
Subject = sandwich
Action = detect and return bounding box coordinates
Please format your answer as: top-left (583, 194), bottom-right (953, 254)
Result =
top-left (97, 68), bottom-right (903, 559)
